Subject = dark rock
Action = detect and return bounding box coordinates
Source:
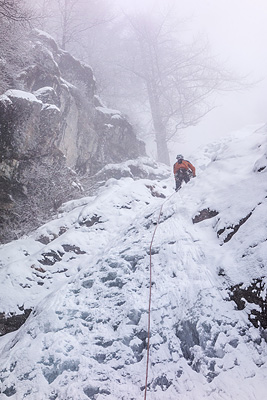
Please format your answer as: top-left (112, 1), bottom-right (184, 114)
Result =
top-left (79, 215), bottom-right (102, 228)
top-left (37, 236), bottom-right (51, 245)
top-left (217, 211), bottom-right (252, 243)
top-left (229, 278), bottom-right (267, 328)
top-left (152, 374), bottom-right (172, 391)
top-left (0, 308), bottom-right (32, 336)
top-left (192, 208), bottom-right (219, 224)
top-left (62, 244), bottom-right (86, 254)
top-left (218, 267), bottom-right (226, 276)
top-left (3, 385), bottom-right (16, 397)
top-left (39, 250), bottom-right (62, 266)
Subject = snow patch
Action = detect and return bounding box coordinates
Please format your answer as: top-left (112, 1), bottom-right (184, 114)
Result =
top-left (4, 89), bottom-right (42, 104)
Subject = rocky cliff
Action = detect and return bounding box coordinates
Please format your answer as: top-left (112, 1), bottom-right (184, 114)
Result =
top-left (0, 29), bottom-right (145, 243)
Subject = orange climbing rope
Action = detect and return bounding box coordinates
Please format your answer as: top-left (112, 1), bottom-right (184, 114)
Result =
top-left (144, 192), bottom-right (176, 400)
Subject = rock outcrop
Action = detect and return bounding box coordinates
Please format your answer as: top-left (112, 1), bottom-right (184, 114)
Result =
top-left (0, 29), bottom-right (145, 242)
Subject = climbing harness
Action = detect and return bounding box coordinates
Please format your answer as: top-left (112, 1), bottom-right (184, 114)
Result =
top-left (143, 191), bottom-right (176, 400)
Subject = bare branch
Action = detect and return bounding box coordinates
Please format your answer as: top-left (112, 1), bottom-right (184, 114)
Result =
top-left (0, 0), bottom-right (33, 24)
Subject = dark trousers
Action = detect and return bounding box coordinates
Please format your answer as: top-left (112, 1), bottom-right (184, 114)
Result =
top-left (175, 169), bottom-right (190, 191)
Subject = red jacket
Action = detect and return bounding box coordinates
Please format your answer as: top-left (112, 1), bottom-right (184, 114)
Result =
top-left (173, 160), bottom-right (196, 177)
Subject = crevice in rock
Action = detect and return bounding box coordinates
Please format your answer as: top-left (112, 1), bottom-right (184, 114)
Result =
top-left (217, 211), bottom-right (252, 243)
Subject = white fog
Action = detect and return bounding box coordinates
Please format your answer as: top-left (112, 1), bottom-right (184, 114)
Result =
top-left (114, 0), bottom-right (267, 157)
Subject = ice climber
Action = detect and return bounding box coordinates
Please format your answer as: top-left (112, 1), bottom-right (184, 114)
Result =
top-left (173, 154), bottom-right (196, 191)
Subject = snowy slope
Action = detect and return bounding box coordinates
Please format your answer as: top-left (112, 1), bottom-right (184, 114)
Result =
top-left (0, 126), bottom-right (267, 399)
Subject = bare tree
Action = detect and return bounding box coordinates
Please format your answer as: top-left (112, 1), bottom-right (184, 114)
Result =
top-left (60, 0), bottom-right (114, 52)
top-left (28, 0), bottom-right (114, 52)
top-left (116, 11), bottom-right (243, 165)
top-left (57, 0), bottom-right (78, 50)
top-left (0, 0), bottom-right (32, 22)
top-left (19, 0), bottom-right (246, 166)
top-left (0, 156), bottom-right (82, 244)
top-left (0, 1), bottom-right (33, 93)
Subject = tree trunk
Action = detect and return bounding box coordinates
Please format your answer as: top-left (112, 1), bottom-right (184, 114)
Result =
top-left (146, 79), bottom-right (170, 165)
top-left (137, 36), bottom-right (170, 165)
top-left (155, 129), bottom-right (170, 165)
top-left (61, 0), bottom-right (69, 50)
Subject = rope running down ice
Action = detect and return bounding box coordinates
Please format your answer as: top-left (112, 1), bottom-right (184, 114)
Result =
top-left (143, 192), bottom-right (176, 400)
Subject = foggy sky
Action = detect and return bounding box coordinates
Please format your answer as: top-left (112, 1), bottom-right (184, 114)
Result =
top-left (115, 0), bottom-right (267, 157)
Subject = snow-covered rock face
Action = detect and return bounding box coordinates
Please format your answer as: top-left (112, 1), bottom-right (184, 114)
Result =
top-left (0, 29), bottom-right (145, 171)
top-left (0, 128), bottom-right (267, 399)
top-left (20, 29), bottom-right (145, 173)
top-left (0, 29), bottom-right (145, 242)
top-left (0, 89), bottom-right (60, 158)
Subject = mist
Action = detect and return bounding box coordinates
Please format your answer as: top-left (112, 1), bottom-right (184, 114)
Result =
top-left (16, 0), bottom-right (267, 160)
top-left (171, 0), bottom-right (267, 156)
top-left (114, 0), bottom-right (267, 157)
